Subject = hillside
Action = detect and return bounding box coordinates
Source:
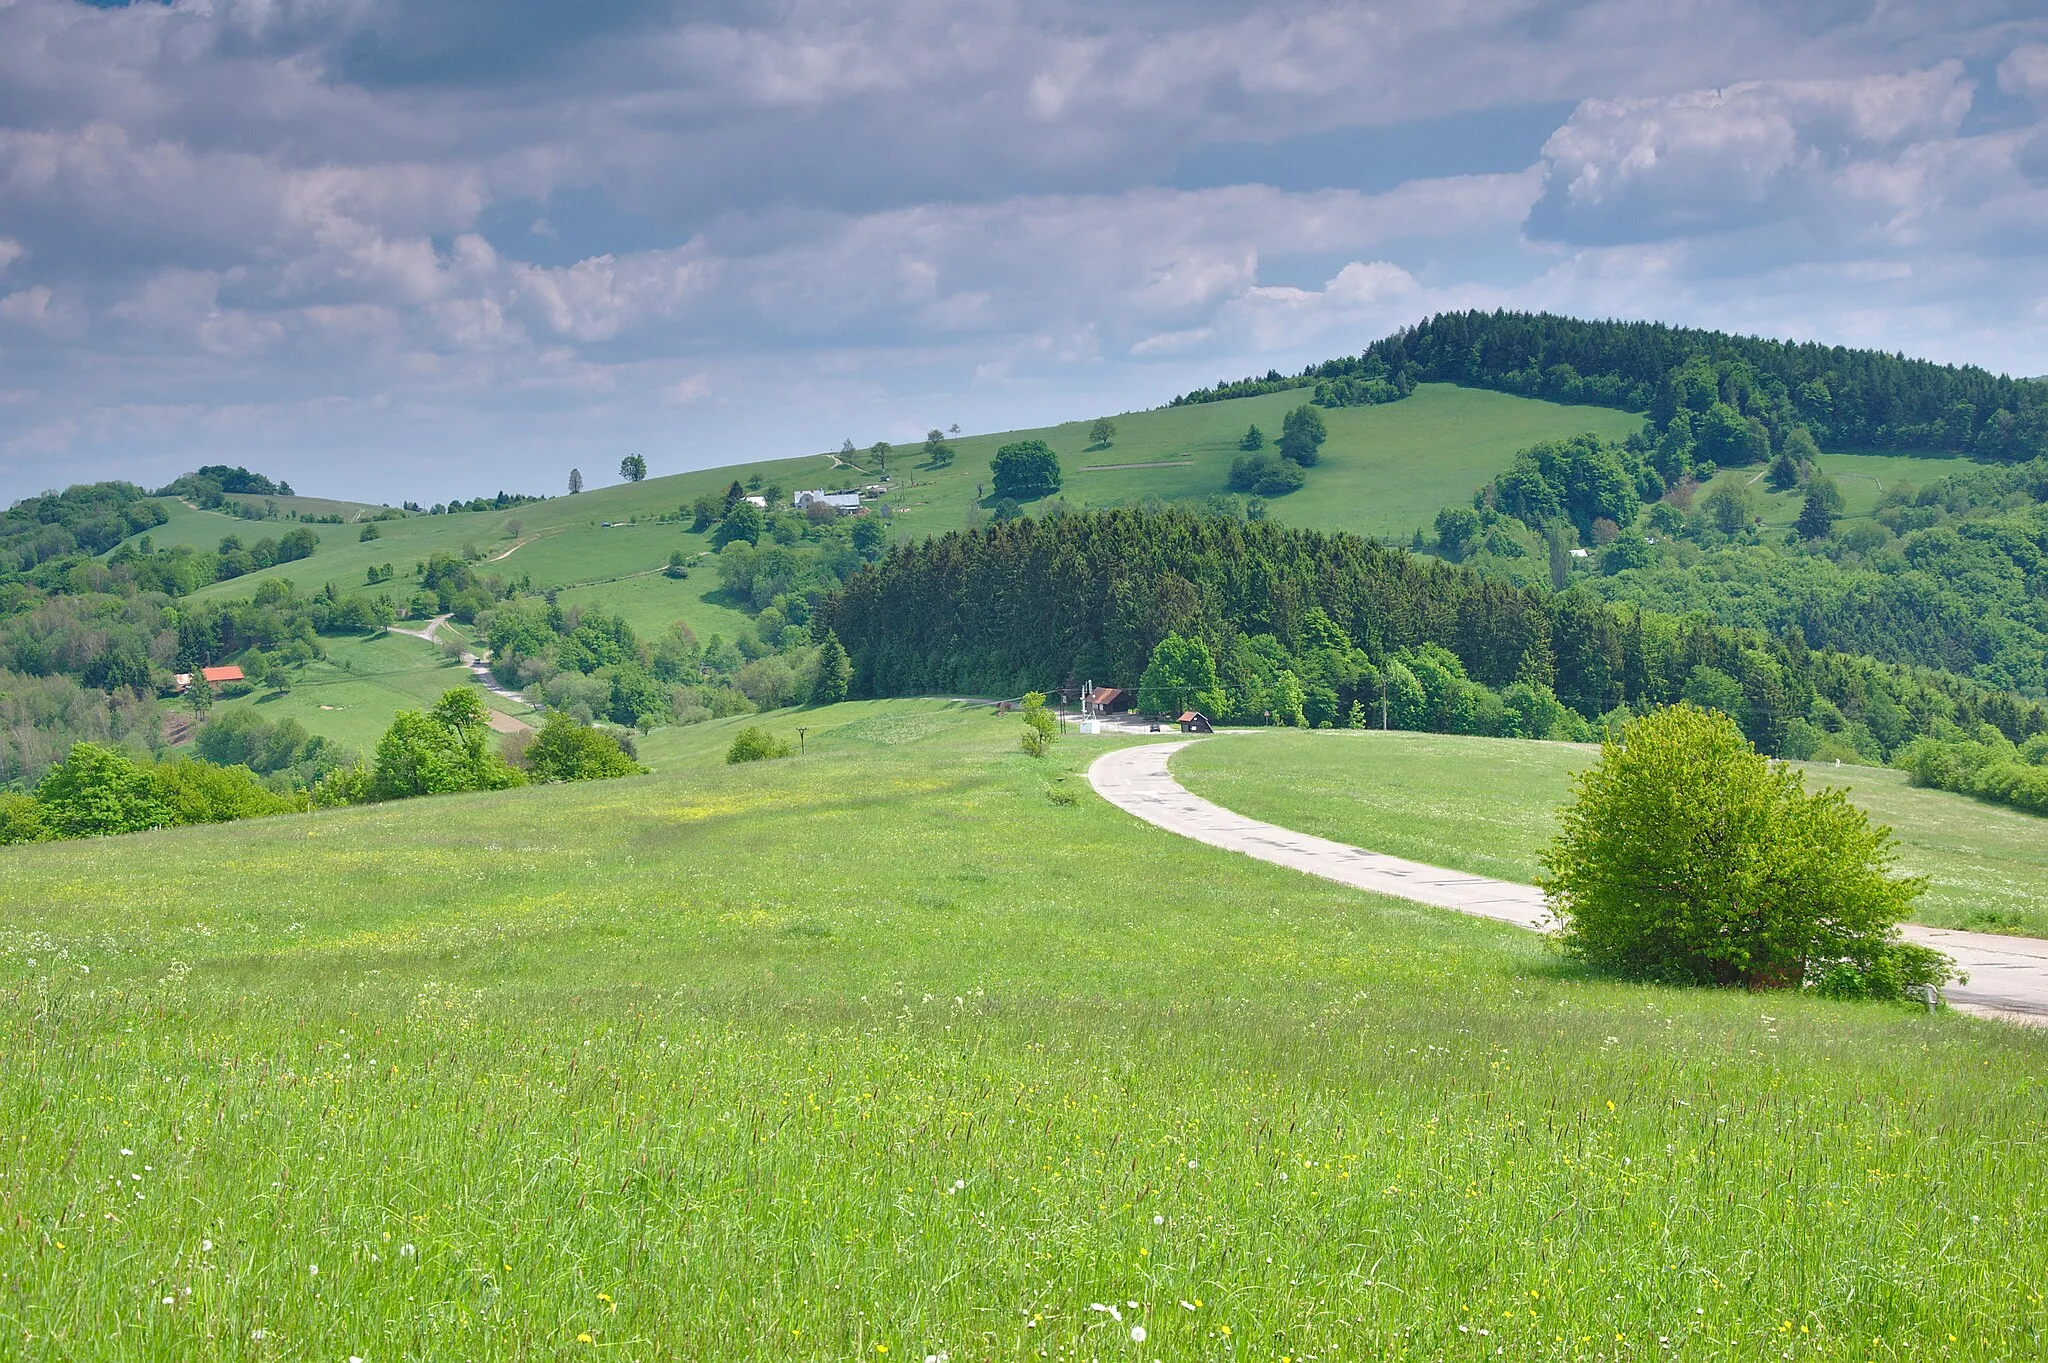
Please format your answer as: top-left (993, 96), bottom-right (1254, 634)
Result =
top-left (4, 700), bottom-right (2045, 1358)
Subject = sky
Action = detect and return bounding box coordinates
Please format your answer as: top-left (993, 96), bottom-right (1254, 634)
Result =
top-left (2, 1), bottom-right (2047, 503)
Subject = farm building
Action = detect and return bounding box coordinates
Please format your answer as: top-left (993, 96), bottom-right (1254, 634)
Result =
top-left (1082, 684), bottom-right (1131, 715)
top-left (173, 665), bottom-right (245, 692)
top-left (793, 490), bottom-right (864, 514)
top-left (1177, 711), bottom-right (1214, 733)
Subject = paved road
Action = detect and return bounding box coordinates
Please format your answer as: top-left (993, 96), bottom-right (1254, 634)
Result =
top-left (1089, 739), bottom-right (2048, 1026)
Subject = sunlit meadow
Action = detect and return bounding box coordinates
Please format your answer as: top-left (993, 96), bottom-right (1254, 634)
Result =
top-left (3, 702), bottom-right (2045, 1359)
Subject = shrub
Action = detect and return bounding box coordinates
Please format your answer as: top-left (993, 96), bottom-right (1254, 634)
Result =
top-left (726, 726), bottom-right (792, 764)
top-left (1018, 691), bottom-right (1059, 757)
top-left (0, 791), bottom-right (49, 844)
top-left (1539, 704), bottom-right (1950, 998)
top-left (523, 712), bottom-right (643, 782)
top-left (35, 743), bottom-right (172, 838)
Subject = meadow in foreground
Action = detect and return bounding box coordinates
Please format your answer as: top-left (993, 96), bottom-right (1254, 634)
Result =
top-left (1173, 728), bottom-right (2048, 940)
top-left (3, 701), bottom-right (2046, 1360)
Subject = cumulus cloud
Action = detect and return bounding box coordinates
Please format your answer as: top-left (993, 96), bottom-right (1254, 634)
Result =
top-left (0, 0), bottom-right (2046, 496)
top-left (1529, 64), bottom-right (1978, 244)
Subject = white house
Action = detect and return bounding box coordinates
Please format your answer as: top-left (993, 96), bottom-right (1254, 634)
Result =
top-left (793, 490), bottom-right (863, 514)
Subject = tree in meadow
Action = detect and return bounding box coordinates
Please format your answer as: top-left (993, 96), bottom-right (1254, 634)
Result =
top-left (568, 468), bottom-right (584, 495)
top-left (1239, 424), bottom-right (1265, 451)
top-left (1277, 405), bottom-right (1328, 466)
top-left (619, 454), bottom-right (648, 482)
top-left (1088, 418), bottom-right (1116, 448)
top-left (990, 440), bottom-right (1062, 499)
top-left (1796, 489), bottom-right (1836, 540)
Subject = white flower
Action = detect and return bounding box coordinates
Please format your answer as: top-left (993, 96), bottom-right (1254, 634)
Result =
top-left (162, 1296), bottom-right (175, 1305)
top-left (201, 1239), bottom-right (212, 1253)
top-left (351, 1356), bottom-right (365, 1362)
top-left (1186, 1159), bottom-right (1197, 1169)
top-left (309, 1263), bottom-right (319, 1276)
top-left (1131, 1326), bottom-right (1147, 1343)
top-left (400, 1243), bottom-right (415, 1257)
top-left (1152, 1214), bottom-right (1163, 1225)
top-left (250, 1329), bottom-right (265, 1340)
top-left (120, 1148), bottom-right (133, 1156)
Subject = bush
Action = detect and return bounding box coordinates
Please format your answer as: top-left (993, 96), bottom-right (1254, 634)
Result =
top-left (523, 711), bottom-right (644, 782)
top-left (1019, 691), bottom-right (1059, 756)
top-left (1539, 704), bottom-right (1949, 998)
top-left (726, 726), bottom-right (792, 764)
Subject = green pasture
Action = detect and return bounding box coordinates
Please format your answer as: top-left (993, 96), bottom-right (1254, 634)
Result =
top-left (1692, 450), bottom-right (1971, 530)
top-left (4, 700), bottom-right (2046, 1359)
top-left (1173, 728), bottom-right (2048, 938)
top-left (114, 386), bottom-right (1644, 603)
top-left (189, 631), bottom-right (536, 756)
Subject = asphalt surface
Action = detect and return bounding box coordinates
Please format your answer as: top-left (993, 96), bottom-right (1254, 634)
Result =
top-left (1089, 739), bottom-right (2048, 1026)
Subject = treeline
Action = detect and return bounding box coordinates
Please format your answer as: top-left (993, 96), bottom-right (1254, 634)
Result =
top-left (0, 693), bottom-right (639, 845)
top-left (1169, 354), bottom-right (1416, 409)
top-left (1896, 729), bottom-right (2048, 816)
top-left (1367, 311), bottom-right (2048, 461)
top-left (823, 510), bottom-right (2048, 762)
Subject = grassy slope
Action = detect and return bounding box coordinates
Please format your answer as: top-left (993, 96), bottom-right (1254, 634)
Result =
top-left (199, 632), bottom-right (539, 756)
top-left (3, 701), bottom-right (2045, 1359)
top-left (1172, 729), bottom-right (2048, 938)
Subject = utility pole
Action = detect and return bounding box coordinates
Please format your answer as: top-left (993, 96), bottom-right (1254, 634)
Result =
top-left (1381, 672), bottom-right (1389, 731)
top-left (796, 725), bottom-right (809, 755)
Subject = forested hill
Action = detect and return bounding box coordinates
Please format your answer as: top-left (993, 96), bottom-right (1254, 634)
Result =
top-left (823, 509), bottom-right (2047, 761)
top-left (1176, 312), bottom-right (2048, 462)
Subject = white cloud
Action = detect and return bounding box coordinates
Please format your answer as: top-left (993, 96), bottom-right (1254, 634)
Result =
top-left (1531, 64), bottom-right (1978, 244)
top-left (1, 0), bottom-right (2047, 498)
top-left (1999, 44), bottom-right (2048, 100)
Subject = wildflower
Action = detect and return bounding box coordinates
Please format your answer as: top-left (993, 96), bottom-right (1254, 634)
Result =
top-left (309, 1263), bottom-right (319, 1276)
top-left (162, 1296), bottom-right (175, 1305)
top-left (1131, 1327), bottom-right (1147, 1344)
top-left (250, 1329), bottom-right (265, 1340)
top-left (577, 1333), bottom-right (593, 1344)
top-left (1219, 1325), bottom-right (1231, 1337)
top-left (400, 1243), bottom-right (416, 1257)
top-left (201, 1239), bottom-right (212, 1253)
top-left (120, 1148), bottom-right (133, 1156)
top-left (1152, 1214), bottom-right (1164, 1225)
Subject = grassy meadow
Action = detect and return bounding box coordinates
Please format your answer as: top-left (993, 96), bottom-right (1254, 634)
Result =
top-left (198, 632), bottom-right (539, 756)
top-left (1172, 729), bottom-right (2048, 939)
top-left (4, 701), bottom-right (2048, 1360)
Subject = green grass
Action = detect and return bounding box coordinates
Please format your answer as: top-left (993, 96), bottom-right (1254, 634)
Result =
top-left (1693, 450), bottom-right (1971, 530)
top-left (191, 632), bottom-right (537, 756)
top-left (1172, 729), bottom-right (2048, 938)
top-left (4, 701), bottom-right (2047, 1359)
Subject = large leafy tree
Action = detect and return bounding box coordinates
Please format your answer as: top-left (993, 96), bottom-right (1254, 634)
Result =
top-left (1277, 404), bottom-right (1328, 466)
top-left (619, 454), bottom-right (648, 482)
top-left (1540, 704), bottom-right (1948, 996)
top-left (523, 712), bottom-right (642, 782)
top-left (1137, 632), bottom-right (1226, 716)
top-left (990, 440), bottom-right (1062, 499)
top-left (369, 688), bottom-right (522, 800)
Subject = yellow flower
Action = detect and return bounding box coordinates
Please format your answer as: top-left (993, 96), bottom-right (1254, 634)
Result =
top-left (577, 1333), bottom-right (593, 1344)
top-left (1219, 1325), bottom-right (1231, 1337)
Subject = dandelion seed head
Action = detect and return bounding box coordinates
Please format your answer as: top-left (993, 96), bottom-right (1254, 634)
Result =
top-left (1131, 1327), bottom-right (1146, 1343)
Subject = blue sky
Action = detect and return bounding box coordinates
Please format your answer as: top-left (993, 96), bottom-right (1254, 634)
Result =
top-left (2, 0), bottom-right (2046, 501)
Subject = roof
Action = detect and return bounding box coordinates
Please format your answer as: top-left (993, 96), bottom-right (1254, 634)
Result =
top-left (199, 665), bottom-right (244, 683)
top-left (1178, 711), bottom-right (1205, 723)
top-left (1091, 687), bottom-right (1122, 703)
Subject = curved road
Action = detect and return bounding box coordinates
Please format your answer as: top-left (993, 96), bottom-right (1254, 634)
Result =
top-left (1090, 739), bottom-right (2048, 1026)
